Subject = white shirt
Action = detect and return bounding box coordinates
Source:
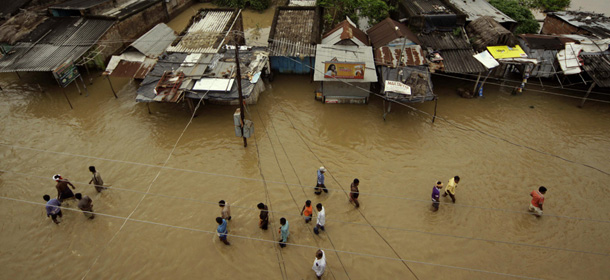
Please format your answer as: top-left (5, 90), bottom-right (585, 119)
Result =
top-left (316, 206), bottom-right (325, 226)
top-left (312, 250), bottom-right (326, 277)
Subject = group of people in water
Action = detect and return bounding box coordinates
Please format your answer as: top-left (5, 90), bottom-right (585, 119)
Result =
top-left (42, 164), bottom-right (547, 279)
top-left (43, 166), bottom-right (104, 224)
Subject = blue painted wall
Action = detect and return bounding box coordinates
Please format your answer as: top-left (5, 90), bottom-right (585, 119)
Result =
top-left (270, 56), bottom-right (313, 74)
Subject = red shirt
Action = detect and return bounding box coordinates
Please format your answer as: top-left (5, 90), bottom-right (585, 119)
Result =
top-left (531, 190), bottom-right (544, 208)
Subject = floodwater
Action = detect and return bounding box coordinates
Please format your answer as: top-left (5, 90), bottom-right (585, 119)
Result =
top-left (1, 3), bottom-right (610, 280)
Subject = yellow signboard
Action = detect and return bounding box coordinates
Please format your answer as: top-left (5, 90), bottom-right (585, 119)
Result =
top-left (486, 45), bottom-right (527, 59)
top-left (324, 61), bottom-right (365, 79)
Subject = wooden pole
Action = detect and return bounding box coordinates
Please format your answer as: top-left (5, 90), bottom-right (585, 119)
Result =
top-left (106, 75), bottom-right (118, 98)
top-left (473, 72), bottom-right (482, 94)
top-left (579, 82), bottom-right (596, 108)
top-left (147, 103), bottom-right (152, 114)
top-left (75, 79), bottom-right (82, 95)
top-left (79, 75), bottom-right (89, 97)
top-left (15, 72), bottom-right (21, 79)
top-left (234, 37), bottom-right (247, 147)
top-left (61, 88), bottom-right (74, 109)
top-left (85, 63), bottom-right (93, 85)
top-left (432, 97), bottom-right (438, 123)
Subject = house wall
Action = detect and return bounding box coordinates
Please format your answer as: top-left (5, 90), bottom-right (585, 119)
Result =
top-left (94, 2), bottom-right (169, 67)
top-left (541, 15), bottom-right (589, 36)
top-left (322, 81), bottom-right (370, 98)
top-left (270, 56), bottom-right (314, 74)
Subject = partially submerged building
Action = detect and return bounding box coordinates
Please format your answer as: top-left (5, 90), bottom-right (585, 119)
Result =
top-left (313, 45), bottom-right (377, 103)
top-left (136, 9), bottom-right (270, 107)
top-left (368, 18), bottom-right (434, 104)
top-left (0, 17), bottom-right (114, 75)
top-left (268, 6), bottom-right (322, 74)
top-left (541, 11), bottom-right (610, 39)
top-left (446, 0), bottom-right (516, 31)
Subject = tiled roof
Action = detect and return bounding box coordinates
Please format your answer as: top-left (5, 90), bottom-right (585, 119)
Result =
top-left (268, 7), bottom-right (320, 57)
top-left (166, 9), bottom-right (239, 54)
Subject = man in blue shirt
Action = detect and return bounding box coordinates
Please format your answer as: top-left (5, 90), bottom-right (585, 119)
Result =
top-left (216, 217), bottom-right (230, 245)
top-left (43, 194), bottom-right (62, 224)
top-left (314, 167), bottom-right (328, 195)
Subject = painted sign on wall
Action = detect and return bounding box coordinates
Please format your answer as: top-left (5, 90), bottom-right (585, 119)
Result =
top-left (324, 61), bottom-right (365, 79)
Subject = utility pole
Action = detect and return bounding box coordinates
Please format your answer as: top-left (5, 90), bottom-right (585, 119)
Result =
top-left (234, 34), bottom-right (247, 147)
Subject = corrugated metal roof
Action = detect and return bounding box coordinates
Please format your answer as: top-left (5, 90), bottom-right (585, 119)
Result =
top-left (417, 31), bottom-right (471, 50)
top-left (130, 23), bottom-right (176, 58)
top-left (313, 44), bottom-right (377, 82)
top-left (50, 0), bottom-right (112, 10)
top-left (438, 49), bottom-right (486, 73)
top-left (402, 0), bottom-right (454, 15)
top-left (374, 45), bottom-right (424, 67)
top-left (551, 11), bottom-right (610, 39)
top-left (322, 19), bottom-right (368, 46)
top-left (269, 7), bottom-right (319, 57)
top-left (446, 0), bottom-right (514, 23)
top-left (580, 52), bottom-right (610, 88)
top-left (166, 10), bottom-right (238, 54)
top-left (0, 18), bottom-right (115, 72)
top-left (367, 18), bottom-right (420, 49)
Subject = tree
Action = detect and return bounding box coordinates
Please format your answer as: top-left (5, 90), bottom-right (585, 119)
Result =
top-left (536, 0), bottom-right (570, 11)
top-left (318, 0), bottom-right (390, 30)
top-left (489, 0), bottom-right (540, 34)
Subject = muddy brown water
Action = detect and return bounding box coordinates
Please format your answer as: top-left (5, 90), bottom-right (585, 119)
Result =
top-left (1, 3), bottom-right (609, 280)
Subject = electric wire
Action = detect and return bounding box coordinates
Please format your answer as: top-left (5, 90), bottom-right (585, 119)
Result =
top-left (79, 84), bottom-right (211, 279)
top-left (2, 168), bottom-right (607, 257)
top-left (2, 143), bottom-right (609, 224)
top-left (253, 104), bottom-right (347, 280)
top-left (0, 195), bottom-right (543, 280)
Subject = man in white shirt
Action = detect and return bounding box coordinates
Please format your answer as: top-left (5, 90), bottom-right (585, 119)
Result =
top-left (312, 249), bottom-right (326, 279)
top-left (313, 203), bottom-right (325, 235)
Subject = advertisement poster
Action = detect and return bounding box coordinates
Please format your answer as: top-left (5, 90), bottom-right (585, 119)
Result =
top-left (53, 62), bottom-right (80, 88)
top-left (324, 61), bottom-right (365, 79)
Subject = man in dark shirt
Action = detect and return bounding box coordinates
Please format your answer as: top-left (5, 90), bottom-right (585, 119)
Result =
top-left (75, 193), bottom-right (94, 219)
top-left (257, 202), bottom-right (269, 230)
top-left (54, 174), bottom-right (75, 202)
top-left (349, 178), bottom-right (360, 208)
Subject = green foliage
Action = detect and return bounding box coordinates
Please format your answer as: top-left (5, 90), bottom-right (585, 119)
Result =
top-left (489, 0), bottom-right (540, 34)
top-left (536, 0), bottom-right (570, 11)
top-left (357, 0), bottom-right (391, 26)
top-left (213, 0), bottom-right (268, 11)
top-left (319, 0), bottom-right (390, 30)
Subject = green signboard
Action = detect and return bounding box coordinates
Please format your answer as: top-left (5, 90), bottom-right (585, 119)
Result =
top-left (53, 62), bottom-right (80, 88)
